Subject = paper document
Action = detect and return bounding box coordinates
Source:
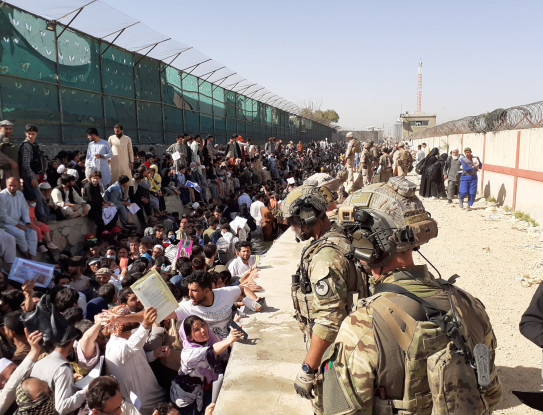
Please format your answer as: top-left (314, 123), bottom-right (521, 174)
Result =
top-left (8, 257), bottom-right (55, 288)
top-left (172, 151), bottom-right (181, 161)
top-left (212, 374), bottom-right (224, 403)
top-left (287, 177), bottom-right (295, 185)
top-left (130, 391), bottom-right (141, 411)
top-left (127, 203), bottom-right (140, 214)
top-left (230, 216), bottom-right (248, 232)
top-left (102, 206), bottom-right (117, 225)
top-left (131, 270), bottom-right (178, 323)
top-left (75, 356), bottom-right (104, 390)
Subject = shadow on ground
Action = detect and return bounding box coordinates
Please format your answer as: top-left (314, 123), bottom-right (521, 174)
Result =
top-left (496, 365), bottom-right (542, 410)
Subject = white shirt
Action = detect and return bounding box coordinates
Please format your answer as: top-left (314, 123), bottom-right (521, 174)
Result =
top-left (416, 149), bottom-right (425, 163)
top-left (175, 286), bottom-right (242, 340)
top-left (228, 255), bottom-right (256, 278)
top-left (238, 192), bottom-right (252, 208)
top-left (105, 325), bottom-right (165, 414)
top-left (250, 200), bottom-right (264, 226)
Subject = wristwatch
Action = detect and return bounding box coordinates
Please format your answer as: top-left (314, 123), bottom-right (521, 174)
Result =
top-left (301, 362), bottom-right (316, 375)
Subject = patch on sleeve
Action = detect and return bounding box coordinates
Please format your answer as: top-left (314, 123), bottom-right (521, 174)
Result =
top-left (315, 279), bottom-right (330, 297)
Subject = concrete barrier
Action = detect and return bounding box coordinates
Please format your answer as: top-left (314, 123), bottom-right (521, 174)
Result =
top-left (214, 228), bottom-right (312, 414)
top-left (44, 195), bottom-right (185, 255)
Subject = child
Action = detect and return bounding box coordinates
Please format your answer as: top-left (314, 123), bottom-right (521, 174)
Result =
top-left (28, 200), bottom-right (58, 252)
top-left (138, 240), bottom-right (152, 262)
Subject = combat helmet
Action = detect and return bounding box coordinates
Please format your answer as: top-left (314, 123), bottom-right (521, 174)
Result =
top-left (338, 176), bottom-right (438, 266)
top-left (281, 184), bottom-right (334, 241)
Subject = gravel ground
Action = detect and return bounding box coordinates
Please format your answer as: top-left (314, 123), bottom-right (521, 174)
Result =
top-left (407, 182), bottom-right (543, 414)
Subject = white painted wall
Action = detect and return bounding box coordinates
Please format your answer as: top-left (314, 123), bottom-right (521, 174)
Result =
top-left (409, 128), bottom-right (543, 224)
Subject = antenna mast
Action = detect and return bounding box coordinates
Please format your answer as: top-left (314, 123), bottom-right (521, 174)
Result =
top-left (416, 61), bottom-right (423, 113)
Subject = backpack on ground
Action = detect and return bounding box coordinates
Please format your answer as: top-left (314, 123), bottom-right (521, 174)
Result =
top-left (18, 141), bottom-right (46, 175)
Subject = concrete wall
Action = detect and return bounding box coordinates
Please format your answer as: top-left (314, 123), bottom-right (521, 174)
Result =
top-left (410, 127), bottom-right (543, 224)
top-left (214, 228), bottom-right (312, 414)
top-left (43, 195), bottom-right (185, 256)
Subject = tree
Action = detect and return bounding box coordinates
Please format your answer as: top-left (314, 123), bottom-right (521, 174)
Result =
top-left (299, 100), bottom-right (340, 126)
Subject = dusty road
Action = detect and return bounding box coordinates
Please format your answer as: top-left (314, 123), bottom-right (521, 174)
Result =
top-left (408, 188), bottom-right (542, 414)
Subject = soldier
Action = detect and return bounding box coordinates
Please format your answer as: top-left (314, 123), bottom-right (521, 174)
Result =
top-left (360, 142), bottom-right (374, 186)
top-left (321, 177), bottom-right (502, 415)
top-left (281, 185), bottom-right (367, 414)
top-left (344, 132), bottom-right (361, 183)
top-left (396, 142), bottom-right (413, 176)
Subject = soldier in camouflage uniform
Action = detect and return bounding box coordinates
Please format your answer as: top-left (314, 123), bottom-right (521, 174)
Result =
top-left (281, 184), bottom-right (368, 414)
top-left (321, 177), bottom-right (502, 415)
top-left (344, 132), bottom-right (360, 183)
top-left (360, 142), bottom-right (374, 186)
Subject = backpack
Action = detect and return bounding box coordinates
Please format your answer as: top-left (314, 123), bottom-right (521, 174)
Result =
top-left (415, 159), bottom-right (426, 175)
top-left (351, 139), bottom-right (361, 153)
top-left (398, 149), bottom-right (413, 172)
top-left (0, 142), bottom-right (19, 168)
top-left (366, 282), bottom-right (503, 415)
top-left (18, 141), bottom-right (46, 175)
top-left (382, 155), bottom-right (392, 171)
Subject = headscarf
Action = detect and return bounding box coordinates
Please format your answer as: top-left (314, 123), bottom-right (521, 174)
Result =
top-left (171, 318), bottom-right (224, 411)
top-left (15, 383), bottom-right (57, 415)
top-left (419, 147), bottom-right (440, 173)
top-left (179, 317), bottom-right (219, 351)
top-left (103, 305), bottom-right (131, 337)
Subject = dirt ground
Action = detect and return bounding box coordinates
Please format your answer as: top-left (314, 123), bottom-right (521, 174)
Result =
top-left (401, 178), bottom-right (543, 414)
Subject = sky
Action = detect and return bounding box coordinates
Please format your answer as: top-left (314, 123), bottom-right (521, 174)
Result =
top-left (102, 0), bottom-right (543, 133)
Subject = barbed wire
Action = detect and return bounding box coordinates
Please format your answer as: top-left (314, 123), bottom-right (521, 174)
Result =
top-left (409, 100), bottom-right (543, 139)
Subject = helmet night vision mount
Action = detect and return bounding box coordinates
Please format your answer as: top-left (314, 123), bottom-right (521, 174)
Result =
top-left (338, 177), bottom-right (438, 267)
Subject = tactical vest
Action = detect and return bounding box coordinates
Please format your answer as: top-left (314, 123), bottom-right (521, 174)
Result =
top-left (291, 224), bottom-right (367, 343)
top-left (321, 271), bottom-right (502, 415)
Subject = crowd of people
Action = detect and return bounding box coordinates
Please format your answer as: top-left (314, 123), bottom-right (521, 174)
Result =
top-left (342, 134), bottom-right (483, 211)
top-left (0, 117), bottom-right (490, 415)
top-left (0, 117), bottom-right (350, 415)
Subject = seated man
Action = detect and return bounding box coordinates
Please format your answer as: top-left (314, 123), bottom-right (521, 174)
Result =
top-left (0, 177), bottom-right (38, 258)
top-left (0, 230), bottom-right (16, 271)
top-left (51, 174), bottom-right (90, 218)
top-left (105, 175), bottom-right (131, 228)
top-left (228, 241), bottom-right (257, 277)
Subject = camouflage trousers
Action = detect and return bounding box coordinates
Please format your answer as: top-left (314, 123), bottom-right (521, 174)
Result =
top-left (362, 168), bottom-right (373, 186)
top-left (346, 159), bottom-right (355, 182)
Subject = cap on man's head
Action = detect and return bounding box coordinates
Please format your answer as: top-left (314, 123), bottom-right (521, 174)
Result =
top-left (0, 358), bottom-right (13, 375)
top-left (346, 132), bottom-right (354, 138)
top-left (192, 202), bottom-right (200, 210)
top-left (464, 147), bottom-right (472, 152)
top-left (452, 147), bottom-right (459, 152)
top-left (87, 257), bottom-right (101, 267)
top-left (38, 182), bottom-right (52, 190)
top-left (398, 143), bottom-right (405, 148)
top-left (85, 233), bottom-right (97, 242)
top-left (96, 268), bottom-right (112, 276)
top-left (153, 244), bottom-right (164, 251)
top-left (0, 120), bottom-right (13, 127)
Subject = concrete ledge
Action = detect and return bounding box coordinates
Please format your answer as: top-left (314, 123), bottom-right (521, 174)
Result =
top-left (214, 229), bottom-right (312, 414)
top-left (45, 195), bottom-right (186, 255)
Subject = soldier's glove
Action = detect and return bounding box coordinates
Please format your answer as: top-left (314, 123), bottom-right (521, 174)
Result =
top-left (294, 368), bottom-right (316, 400)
